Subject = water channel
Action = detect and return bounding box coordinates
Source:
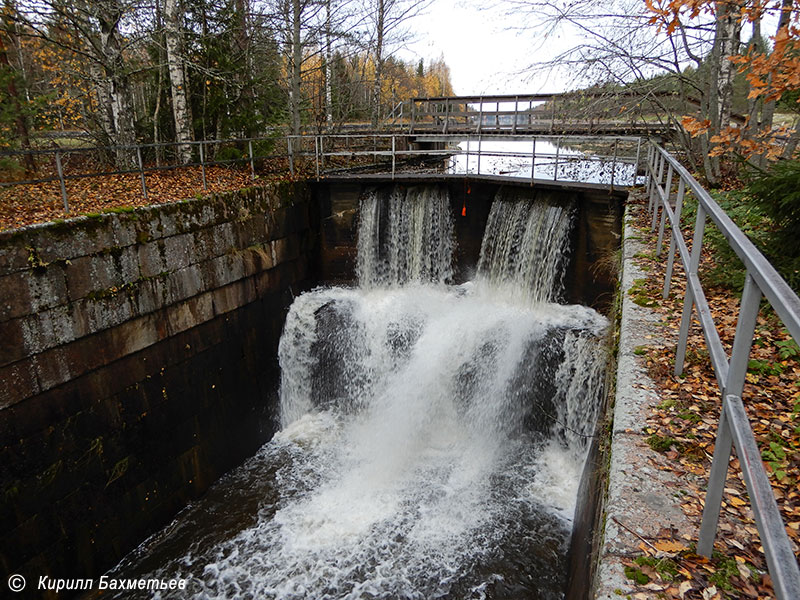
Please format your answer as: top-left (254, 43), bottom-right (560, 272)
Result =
top-left (102, 185), bottom-right (609, 599)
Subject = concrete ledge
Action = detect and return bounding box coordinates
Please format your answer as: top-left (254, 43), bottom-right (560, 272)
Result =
top-left (594, 200), bottom-right (695, 598)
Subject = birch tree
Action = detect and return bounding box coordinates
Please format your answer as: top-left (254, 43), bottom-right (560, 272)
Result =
top-left (94, 0), bottom-right (137, 165)
top-left (164, 0), bottom-right (193, 163)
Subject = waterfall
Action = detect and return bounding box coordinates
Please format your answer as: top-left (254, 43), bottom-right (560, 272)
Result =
top-left (105, 184), bottom-right (608, 600)
top-left (357, 185), bottom-right (454, 287)
top-left (477, 187), bottom-right (575, 304)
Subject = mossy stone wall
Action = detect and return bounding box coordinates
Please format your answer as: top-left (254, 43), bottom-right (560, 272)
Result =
top-left (0, 183), bottom-right (316, 596)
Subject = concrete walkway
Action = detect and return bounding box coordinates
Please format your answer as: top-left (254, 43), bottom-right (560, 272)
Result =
top-left (593, 199), bottom-right (696, 598)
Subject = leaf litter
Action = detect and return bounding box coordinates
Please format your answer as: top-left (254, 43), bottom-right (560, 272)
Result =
top-left (621, 192), bottom-right (800, 599)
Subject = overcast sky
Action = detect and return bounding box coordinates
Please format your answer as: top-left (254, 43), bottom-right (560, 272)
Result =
top-left (397, 0), bottom-right (769, 98)
top-left (398, 0), bottom-right (574, 96)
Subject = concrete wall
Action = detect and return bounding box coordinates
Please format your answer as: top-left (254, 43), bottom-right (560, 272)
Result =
top-left (0, 183), bottom-right (316, 593)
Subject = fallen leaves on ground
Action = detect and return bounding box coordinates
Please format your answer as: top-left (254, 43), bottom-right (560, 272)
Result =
top-left (0, 158), bottom-right (303, 232)
top-left (622, 191), bottom-right (800, 599)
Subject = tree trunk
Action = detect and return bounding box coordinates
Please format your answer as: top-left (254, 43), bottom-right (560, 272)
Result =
top-left (371, 0), bottom-right (384, 127)
top-left (703, 1), bottom-right (742, 182)
top-left (755, 0), bottom-right (794, 167)
top-left (324, 0), bottom-right (333, 125)
top-left (164, 0), bottom-right (193, 164)
top-left (89, 59), bottom-right (115, 146)
top-left (715, 1), bottom-right (742, 132)
top-left (97, 0), bottom-right (137, 167)
top-left (288, 0), bottom-right (303, 135)
top-left (235, 0), bottom-right (253, 137)
top-left (0, 32), bottom-right (35, 173)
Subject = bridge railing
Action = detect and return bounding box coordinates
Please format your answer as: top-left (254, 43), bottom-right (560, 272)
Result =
top-left (397, 93), bottom-right (673, 135)
top-left (646, 142), bottom-right (800, 600)
top-left (288, 132), bottom-right (643, 189)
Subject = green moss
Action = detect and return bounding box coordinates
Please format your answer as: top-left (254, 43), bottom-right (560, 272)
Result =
top-left (708, 555), bottom-right (742, 591)
top-left (677, 410), bottom-right (702, 423)
top-left (105, 206), bottom-right (136, 214)
top-left (657, 398), bottom-right (676, 410)
top-left (634, 556), bottom-right (679, 581)
top-left (623, 566), bottom-right (650, 585)
top-left (628, 278), bottom-right (660, 307)
top-left (633, 345), bottom-right (648, 356)
top-left (646, 434), bottom-right (682, 453)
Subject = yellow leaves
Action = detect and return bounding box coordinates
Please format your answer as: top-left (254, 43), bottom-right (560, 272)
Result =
top-left (653, 540), bottom-right (688, 554)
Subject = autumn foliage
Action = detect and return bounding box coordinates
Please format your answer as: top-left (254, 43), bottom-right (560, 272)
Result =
top-left (647, 0), bottom-right (800, 164)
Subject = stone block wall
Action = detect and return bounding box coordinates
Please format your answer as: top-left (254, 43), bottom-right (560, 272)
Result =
top-left (0, 182), bottom-right (316, 594)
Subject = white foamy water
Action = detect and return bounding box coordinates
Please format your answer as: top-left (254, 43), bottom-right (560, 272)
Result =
top-left (187, 286), bottom-right (605, 598)
top-left (357, 185), bottom-right (454, 287)
top-left (104, 185), bottom-right (609, 599)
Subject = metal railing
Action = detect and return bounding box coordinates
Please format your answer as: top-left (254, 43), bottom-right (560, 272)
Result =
top-left (288, 132), bottom-right (642, 189)
top-left (398, 93), bottom-right (677, 136)
top-left (0, 136), bottom-right (289, 213)
top-left (646, 142), bottom-right (800, 600)
top-left (0, 132), bottom-right (640, 214)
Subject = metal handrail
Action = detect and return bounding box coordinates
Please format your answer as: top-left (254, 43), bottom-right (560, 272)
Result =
top-left (0, 130), bottom-right (641, 215)
top-left (288, 132), bottom-right (642, 189)
top-left (646, 142), bottom-right (800, 600)
top-left (0, 135), bottom-right (289, 212)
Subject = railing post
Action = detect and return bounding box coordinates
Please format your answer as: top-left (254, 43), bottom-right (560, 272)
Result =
top-left (651, 153), bottom-right (666, 231)
top-left (477, 135), bottom-right (482, 175)
top-left (288, 137), bottom-right (294, 176)
top-left (549, 96), bottom-right (556, 134)
top-left (465, 138), bottom-right (470, 174)
top-left (315, 135), bottom-right (320, 181)
top-left (199, 142), bottom-right (207, 190)
top-left (248, 140), bottom-right (255, 181)
top-left (409, 101), bottom-right (416, 134)
top-left (553, 137), bottom-right (560, 181)
top-left (530, 137), bottom-right (536, 183)
top-left (696, 404), bottom-right (733, 557)
top-left (725, 272), bottom-right (763, 399)
top-left (663, 177), bottom-right (685, 299)
top-left (634, 137), bottom-right (642, 186)
top-left (656, 165), bottom-right (674, 253)
top-left (391, 135), bottom-right (396, 180)
top-left (55, 150), bottom-right (69, 213)
top-left (513, 95), bottom-right (518, 134)
top-left (477, 97), bottom-right (484, 134)
top-left (697, 272), bottom-right (762, 557)
top-left (136, 145), bottom-right (148, 200)
top-left (649, 148), bottom-right (664, 214)
top-left (611, 138), bottom-right (618, 191)
top-left (674, 203), bottom-right (707, 376)
top-left (444, 99), bottom-right (449, 134)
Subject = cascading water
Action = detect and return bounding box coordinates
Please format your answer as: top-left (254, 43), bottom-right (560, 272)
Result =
top-left (357, 185), bottom-right (455, 287)
top-left (476, 188), bottom-right (575, 305)
top-left (104, 184), bottom-right (608, 600)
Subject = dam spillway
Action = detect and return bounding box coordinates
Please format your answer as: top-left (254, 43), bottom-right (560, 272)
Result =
top-left (102, 185), bottom-right (610, 599)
